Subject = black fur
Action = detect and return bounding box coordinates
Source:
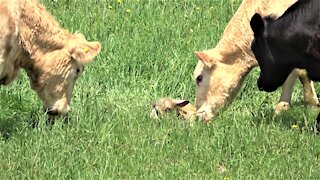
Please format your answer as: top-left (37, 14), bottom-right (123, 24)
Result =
top-left (250, 0), bottom-right (320, 129)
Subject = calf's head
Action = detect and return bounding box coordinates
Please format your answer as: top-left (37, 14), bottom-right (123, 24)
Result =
top-left (250, 13), bottom-right (293, 92)
top-left (27, 33), bottom-right (101, 116)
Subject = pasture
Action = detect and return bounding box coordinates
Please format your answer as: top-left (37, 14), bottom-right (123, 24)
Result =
top-left (0, 0), bottom-right (320, 178)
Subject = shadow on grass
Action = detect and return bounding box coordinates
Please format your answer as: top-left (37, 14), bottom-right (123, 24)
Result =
top-left (252, 100), bottom-right (319, 134)
top-left (0, 109), bottom-right (68, 140)
top-left (0, 113), bottom-right (31, 140)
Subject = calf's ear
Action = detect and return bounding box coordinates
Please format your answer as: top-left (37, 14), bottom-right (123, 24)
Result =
top-left (172, 100), bottom-right (190, 107)
top-left (250, 13), bottom-right (264, 37)
top-left (195, 51), bottom-right (215, 68)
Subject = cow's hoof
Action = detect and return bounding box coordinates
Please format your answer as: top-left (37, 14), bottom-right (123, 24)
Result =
top-left (274, 101), bottom-right (290, 114)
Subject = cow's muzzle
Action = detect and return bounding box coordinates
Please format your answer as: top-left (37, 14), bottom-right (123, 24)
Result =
top-left (44, 108), bottom-right (60, 116)
top-left (43, 106), bottom-right (69, 116)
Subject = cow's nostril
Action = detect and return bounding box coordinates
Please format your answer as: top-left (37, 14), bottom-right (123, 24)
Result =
top-left (258, 86), bottom-right (264, 91)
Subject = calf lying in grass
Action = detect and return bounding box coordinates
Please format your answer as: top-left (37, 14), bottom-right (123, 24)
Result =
top-left (150, 98), bottom-right (196, 122)
top-left (250, 0), bottom-right (320, 127)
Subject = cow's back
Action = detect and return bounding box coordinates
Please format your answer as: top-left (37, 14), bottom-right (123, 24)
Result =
top-left (215, 0), bottom-right (298, 63)
top-left (267, 0), bottom-right (320, 79)
top-left (0, 0), bottom-right (20, 79)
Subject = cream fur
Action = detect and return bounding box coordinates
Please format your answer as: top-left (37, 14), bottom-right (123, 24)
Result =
top-left (0, 0), bottom-right (101, 115)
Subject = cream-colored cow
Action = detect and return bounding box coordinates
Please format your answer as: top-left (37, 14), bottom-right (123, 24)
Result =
top-left (194, 0), bottom-right (319, 121)
top-left (0, 0), bottom-right (101, 116)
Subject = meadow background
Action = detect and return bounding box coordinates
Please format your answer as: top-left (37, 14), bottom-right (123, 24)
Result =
top-left (0, 0), bottom-right (320, 178)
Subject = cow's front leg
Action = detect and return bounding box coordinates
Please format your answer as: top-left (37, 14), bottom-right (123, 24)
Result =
top-left (275, 70), bottom-right (297, 114)
top-left (296, 69), bottom-right (319, 108)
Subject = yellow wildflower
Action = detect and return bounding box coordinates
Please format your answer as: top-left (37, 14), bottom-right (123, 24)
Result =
top-left (291, 124), bottom-right (298, 129)
top-left (126, 9), bottom-right (131, 13)
top-left (117, 0), bottom-right (123, 4)
top-left (108, 5), bottom-right (113, 9)
top-left (224, 177), bottom-right (230, 180)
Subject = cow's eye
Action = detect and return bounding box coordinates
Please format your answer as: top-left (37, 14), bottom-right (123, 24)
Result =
top-left (196, 75), bottom-right (203, 85)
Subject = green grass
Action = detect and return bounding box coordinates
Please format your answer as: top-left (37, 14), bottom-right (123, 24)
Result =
top-left (1, 0), bottom-right (320, 178)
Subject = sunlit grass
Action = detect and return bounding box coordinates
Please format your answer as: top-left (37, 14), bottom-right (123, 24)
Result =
top-left (0, 0), bottom-right (320, 179)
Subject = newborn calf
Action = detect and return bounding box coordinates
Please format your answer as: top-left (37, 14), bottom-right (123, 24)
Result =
top-left (150, 98), bottom-right (196, 122)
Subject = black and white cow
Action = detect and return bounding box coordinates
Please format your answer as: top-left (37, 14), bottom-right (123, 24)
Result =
top-left (250, 0), bottom-right (320, 127)
top-left (250, 0), bottom-right (320, 92)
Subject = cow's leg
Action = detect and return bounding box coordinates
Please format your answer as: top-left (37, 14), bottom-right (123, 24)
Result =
top-left (275, 70), bottom-right (297, 114)
top-left (296, 69), bottom-right (319, 107)
top-left (315, 113), bottom-right (320, 132)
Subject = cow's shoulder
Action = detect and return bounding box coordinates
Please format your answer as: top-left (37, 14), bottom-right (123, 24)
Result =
top-left (257, 0), bottom-right (298, 18)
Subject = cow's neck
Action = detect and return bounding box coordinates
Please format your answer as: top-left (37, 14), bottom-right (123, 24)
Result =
top-left (18, 0), bottom-right (70, 68)
top-left (207, 60), bottom-right (253, 116)
top-left (214, 0), bottom-right (261, 71)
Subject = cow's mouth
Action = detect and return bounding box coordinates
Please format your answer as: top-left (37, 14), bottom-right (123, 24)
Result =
top-left (0, 75), bottom-right (8, 85)
top-left (257, 81), bottom-right (278, 92)
top-left (257, 76), bottom-right (278, 92)
top-left (41, 107), bottom-right (70, 126)
top-left (44, 108), bottom-right (61, 116)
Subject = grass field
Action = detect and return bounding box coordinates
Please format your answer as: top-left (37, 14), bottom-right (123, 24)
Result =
top-left (1, 0), bottom-right (320, 178)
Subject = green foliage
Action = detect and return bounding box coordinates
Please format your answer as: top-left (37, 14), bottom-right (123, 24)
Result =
top-left (0, 0), bottom-right (320, 179)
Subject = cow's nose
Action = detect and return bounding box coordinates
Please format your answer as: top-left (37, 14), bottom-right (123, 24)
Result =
top-left (47, 110), bottom-right (59, 116)
top-left (196, 111), bottom-right (213, 123)
top-left (257, 78), bottom-right (264, 91)
top-left (44, 108), bottom-right (60, 116)
top-left (43, 104), bottom-right (70, 116)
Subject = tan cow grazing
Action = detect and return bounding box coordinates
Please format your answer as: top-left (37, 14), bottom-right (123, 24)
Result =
top-left (0, 0), bottom-right (101, 116)
top-left (194, 0), bottom-right (319, 121)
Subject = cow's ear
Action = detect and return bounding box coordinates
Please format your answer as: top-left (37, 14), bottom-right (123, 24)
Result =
top-left (69, 33), bottom-right (101, 64)
top-left (195, 51), bottom-right (215, 68)
top-left (250, 13), bottom-right (264, 37)
top-left (70, 41), bottom-right (101, 64)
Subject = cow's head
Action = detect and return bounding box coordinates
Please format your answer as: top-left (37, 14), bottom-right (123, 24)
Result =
top-left (250, 13), bottom-right (293, 92)
top-left (27, 33), bottom-right (101, 116)
top-left (193, 49), bottom-right (249, 122)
